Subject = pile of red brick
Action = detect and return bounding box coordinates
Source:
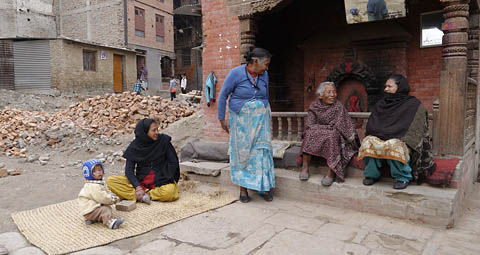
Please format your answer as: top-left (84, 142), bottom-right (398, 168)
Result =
top-left (59, 92), bottom-right (196, 136)
top-left (0, 92), bottom-right (196, 157)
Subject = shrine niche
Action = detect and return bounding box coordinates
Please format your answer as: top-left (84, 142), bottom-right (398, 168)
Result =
top-left (326, 61), bottom-right (380, 111)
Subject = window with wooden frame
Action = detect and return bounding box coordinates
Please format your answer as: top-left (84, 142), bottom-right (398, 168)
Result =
top-left (420, 11), bottom-right (444, 48)
top-left (156, 14), bottom-right (165, 42)
top-left (83, 50), bottom-right (96, 71)
top-left (135, 7), bottom-right (145, 37)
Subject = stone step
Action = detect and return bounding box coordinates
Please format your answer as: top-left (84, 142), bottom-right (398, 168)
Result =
top-left (180, 161), bottom-right (459, 228)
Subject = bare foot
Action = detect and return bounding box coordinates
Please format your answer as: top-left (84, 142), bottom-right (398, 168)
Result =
top-left (326, 169), bottom-right (336, 179)
top-left (300, 165), bottom-right (309, 175)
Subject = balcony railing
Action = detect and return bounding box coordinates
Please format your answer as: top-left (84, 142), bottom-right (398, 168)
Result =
top-left (271, 110), bottom-right (434, 145)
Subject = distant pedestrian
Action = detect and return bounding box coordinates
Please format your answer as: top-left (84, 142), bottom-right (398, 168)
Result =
top-left (181, 74), bottom-right (187, 94)
top-left (169, 77), bottom-right (178, 101)
top-left (133, 79), bottom-right (145, 95)
top-left (78, 159), bottom-right (124, 229)
top-left (140, 66), bottom-right (148, 90)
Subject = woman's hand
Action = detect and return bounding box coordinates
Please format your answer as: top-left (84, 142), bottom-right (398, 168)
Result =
top-left (220, 120), bottom-right (229, 134)
top-left (135, 186), bottom-right (145, 201)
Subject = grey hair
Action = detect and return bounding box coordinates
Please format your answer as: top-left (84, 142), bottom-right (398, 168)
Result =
top-left (316, 82), bottom-right (335, 96)
top-left (252, 57), bottom-right (269, 64)
top-left (246, 48), bottom-right (272, 64)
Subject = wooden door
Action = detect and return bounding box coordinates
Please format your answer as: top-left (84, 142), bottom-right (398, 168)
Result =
top-left (113, 54), bottom-right (123, 93)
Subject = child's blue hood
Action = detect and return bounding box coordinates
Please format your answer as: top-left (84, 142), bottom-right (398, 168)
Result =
top-left (82, 159), bottom-right (104, 181)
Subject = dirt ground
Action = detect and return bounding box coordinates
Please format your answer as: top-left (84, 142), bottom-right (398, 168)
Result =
top-left (0, 90), bottom-right (205, 233)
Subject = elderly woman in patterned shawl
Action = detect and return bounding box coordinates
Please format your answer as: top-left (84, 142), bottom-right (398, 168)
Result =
top-left (358, 74), bottom-right (435, 190)
top-left (299, 82), bottom-right (359, 186)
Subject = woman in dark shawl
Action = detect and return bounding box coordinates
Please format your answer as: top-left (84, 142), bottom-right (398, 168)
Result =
top-left (299, 82), bottom-right (358, 186)
top-left (358, 74), bottom-right (435, 189)
top-left (106, 118), bottom-right (180, 203)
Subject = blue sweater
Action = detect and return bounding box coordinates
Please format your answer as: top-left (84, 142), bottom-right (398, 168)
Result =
top-left (217, 65), bottom-right (269, 120)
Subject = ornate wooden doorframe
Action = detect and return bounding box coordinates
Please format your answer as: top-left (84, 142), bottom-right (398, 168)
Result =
top-left (226, 0), bottom-right (290, 63)
top-left (239, 17), bottom-right (257, 64)
top-left (468, 0), bottom-right (480, 169)
top-left (226, 0), bottom-right (287, 17)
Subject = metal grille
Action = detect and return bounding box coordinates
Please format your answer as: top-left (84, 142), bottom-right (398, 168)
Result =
top-left (0, 40), bottom-right (14, 90)
top-left (13, 40), bottom-right (51, 92)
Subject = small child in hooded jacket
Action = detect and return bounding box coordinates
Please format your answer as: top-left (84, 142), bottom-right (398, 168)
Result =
top-left (78, 159), bottom-right (124, 229)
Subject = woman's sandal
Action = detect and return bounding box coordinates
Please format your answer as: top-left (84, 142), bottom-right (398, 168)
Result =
top-left (299, 172), bottom-right (309, 181)
top-left (259, 192), bottom-right (273, 202)
top-left (239, 194), bottom-right (251, 203)
top-left (321, 176), bottom-right (334, 186)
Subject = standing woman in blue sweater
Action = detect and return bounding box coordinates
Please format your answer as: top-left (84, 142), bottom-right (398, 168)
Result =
top-left (218, 48), bottom-right (275, 203)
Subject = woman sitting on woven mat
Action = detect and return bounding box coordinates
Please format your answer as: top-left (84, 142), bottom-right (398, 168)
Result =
top-left (358, 74), bottom-right (435, 190)
top-left (107, 118), bottom-right (180, 204)
top-left (298, 81), bottom-right (359, 186)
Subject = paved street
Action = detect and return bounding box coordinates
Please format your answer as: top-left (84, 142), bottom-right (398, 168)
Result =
top-left (2, 183), bottom-right (480, 255)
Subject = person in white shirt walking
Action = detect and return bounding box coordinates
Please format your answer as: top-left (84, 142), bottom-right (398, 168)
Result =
top-left (180, 74), bottom-right (187, 94)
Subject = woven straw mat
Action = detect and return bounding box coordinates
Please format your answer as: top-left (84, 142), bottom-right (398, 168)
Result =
top-left (11, 191), bottom-right (236, 255)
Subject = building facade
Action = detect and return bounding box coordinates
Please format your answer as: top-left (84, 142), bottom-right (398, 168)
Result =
top-left (0, 0), bottom-right (57, 39)
top-left (51, 38), bottom-right (137, 93)
top-left (55, 0), bottom-right (126, 47)
top-left (127, 0), bottom-right (175, 92)
top-left (0, 0), bottom-right (174, 94)
top-left (0, 38), bottom-right (136, 93)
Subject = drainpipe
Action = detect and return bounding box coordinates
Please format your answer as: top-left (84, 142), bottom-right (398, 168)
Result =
top-left (58, 0), bottom-right (63, 36)
top-left (124, 0), bottom-right (128, 47)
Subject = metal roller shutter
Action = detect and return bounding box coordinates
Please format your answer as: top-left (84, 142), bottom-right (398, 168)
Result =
top-left (0, 40), bottom-right (14, 90)
top-left (13, 40), bottom-right (51, 92)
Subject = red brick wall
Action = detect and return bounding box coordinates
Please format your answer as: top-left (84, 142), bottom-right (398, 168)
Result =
top-left (302, 47), bottom-right (441, 113)
top-left (303, 43), bottom-right (441, 112)
top-left (303, 48), bottom-right (345, 110)
top-left (202, 0), bottom-right (241, 141)
top-left (406, 38), bottom-right (442, 112)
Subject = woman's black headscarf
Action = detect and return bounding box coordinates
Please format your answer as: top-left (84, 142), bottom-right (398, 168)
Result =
top-left (366, 74), bottom-right (421, 140)
top-left (123, 118), bottom-right (170, 162)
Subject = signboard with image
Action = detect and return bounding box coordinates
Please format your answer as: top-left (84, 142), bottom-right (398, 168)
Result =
top-left (100, 51), bottom-right (107, 60)
top-left (344, 0), bottom-right (406, 24)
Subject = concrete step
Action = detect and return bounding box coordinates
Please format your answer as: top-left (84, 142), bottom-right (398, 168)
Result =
top-left (180, 161), bottom-right (459, 228)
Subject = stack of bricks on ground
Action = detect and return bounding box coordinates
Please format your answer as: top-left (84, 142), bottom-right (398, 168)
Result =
top-left (0, 163), bottom-right (21, 178)
top-left (0, 92), bottom-right (196, 157)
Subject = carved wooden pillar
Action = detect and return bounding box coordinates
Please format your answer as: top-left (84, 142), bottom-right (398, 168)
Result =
top-left (468, 10), bottom-right (479, 80)
top-left (435, 0), bottom-right (470, 156)
top-left (469, 9), bottom-right (480, 164)
top-left (239, 16), bottom-right (257, 64)
top-left (467, 10), bottom-right (480, 155)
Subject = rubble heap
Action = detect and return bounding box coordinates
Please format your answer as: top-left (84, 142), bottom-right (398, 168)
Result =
top-left (0, 92), bottom-right (196, 157)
